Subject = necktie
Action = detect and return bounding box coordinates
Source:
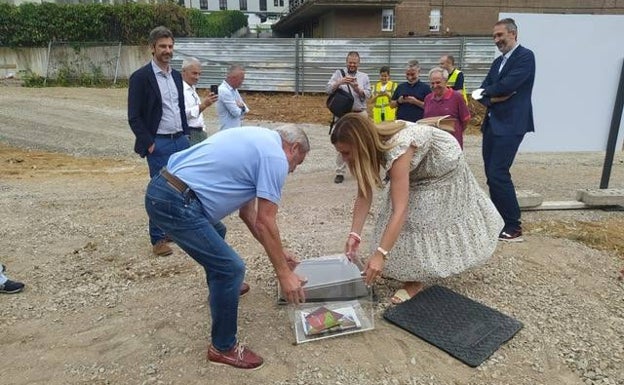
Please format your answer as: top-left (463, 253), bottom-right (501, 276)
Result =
top-left (499, 55), bottom-right (508, 73)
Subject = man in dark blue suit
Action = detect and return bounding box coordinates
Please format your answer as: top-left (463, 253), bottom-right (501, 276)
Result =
top-left (477, 18), bottom-right (535, 242)
top-left (128, 26), bottom-right (190, 256)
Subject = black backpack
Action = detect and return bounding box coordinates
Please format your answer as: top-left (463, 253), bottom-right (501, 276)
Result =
top-left (326, 69), bottom-right (354, 117)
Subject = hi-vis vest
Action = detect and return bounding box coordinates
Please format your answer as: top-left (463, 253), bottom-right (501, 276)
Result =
top-left (373, 80), bottom-right (397, 123)
top-left (447, 69), bottom-right (468, 104)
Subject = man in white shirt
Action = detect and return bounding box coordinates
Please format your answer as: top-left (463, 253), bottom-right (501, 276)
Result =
top-left (181, 57), bottom-right (218, 145)
top-left (216, 64), bottom-right (250, 130)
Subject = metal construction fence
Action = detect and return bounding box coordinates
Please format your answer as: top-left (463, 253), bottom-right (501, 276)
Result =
top-left (172, 36), bottom-right (495, 93)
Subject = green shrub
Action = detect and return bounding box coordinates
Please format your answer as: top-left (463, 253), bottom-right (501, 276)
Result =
top-left (0, 2), bottom-right (247, 47)
top-left (19, 69), bottom-right (45, 87)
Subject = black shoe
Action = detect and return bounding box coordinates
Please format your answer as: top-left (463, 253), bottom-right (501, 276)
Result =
top-left (334, 175), bottom-right (344, 184)
top-left (498, 229), bottom-right (524, 242)
top-left (0, 279), bottom-right (25, 294)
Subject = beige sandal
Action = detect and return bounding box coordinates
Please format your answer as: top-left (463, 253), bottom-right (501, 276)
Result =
top-left (390, 289), bottom-right (413, 305)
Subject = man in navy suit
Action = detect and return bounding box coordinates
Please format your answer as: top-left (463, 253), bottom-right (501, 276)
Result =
top-left (478, 18), bottom-right (535, 242)
top-left (128, 26), bottom-right (190, 256)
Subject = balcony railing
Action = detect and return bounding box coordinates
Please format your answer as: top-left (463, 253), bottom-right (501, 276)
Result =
top-left (289, 0), bottom-right (398, 14)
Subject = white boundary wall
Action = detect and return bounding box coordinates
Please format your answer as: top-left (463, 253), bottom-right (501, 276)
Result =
top-left (500, 13), bottom-right (624, 152)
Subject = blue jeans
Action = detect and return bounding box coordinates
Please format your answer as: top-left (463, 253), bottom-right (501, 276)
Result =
top-left (145, 173), bottom-right (245, 351)
top-left (482, 128), bottom-right (525, 232)
top-left (146, 135), bottom-right (190, 244)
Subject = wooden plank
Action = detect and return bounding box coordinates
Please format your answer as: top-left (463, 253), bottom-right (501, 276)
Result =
top-left (0, 64), bottom-right (17, 69)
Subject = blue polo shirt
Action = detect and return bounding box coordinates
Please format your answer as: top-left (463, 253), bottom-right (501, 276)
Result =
top-left (166, 126), bottom-right (288, 224)
top-left (392, 81), bottom-right (432, 122)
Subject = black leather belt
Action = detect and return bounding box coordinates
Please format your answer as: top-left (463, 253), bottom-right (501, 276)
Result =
top-left (155, 131), bottom-right (184, 139)
top-left (160, 169), bottom-right (188, 193)
top-left (188, 126), bottom-right (203, 131)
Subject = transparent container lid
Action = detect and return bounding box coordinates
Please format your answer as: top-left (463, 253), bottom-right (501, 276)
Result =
top-left (289, 299), bottom-right (375, 344)
top-left (278, 254), bottom-right (369, 303)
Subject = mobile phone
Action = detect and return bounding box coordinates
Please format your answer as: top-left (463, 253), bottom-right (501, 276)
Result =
top-left (210, 84), bottom-right (218, 95)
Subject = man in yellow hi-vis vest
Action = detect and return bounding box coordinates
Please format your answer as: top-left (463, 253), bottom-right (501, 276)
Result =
top-left (439, 55), bottom-right (467, 103)
top-left (372, 66), bottom-right (397, 123)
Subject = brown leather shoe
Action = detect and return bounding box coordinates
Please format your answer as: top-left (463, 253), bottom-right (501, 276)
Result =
top-left (239, 282), bottom-right (250, 296)
top-left (207, 343), bottom-right (264, 370)
top-left (152, 239), bottom-right (173, 256)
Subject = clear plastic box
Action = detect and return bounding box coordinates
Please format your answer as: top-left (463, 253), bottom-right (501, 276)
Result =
top-left (278, 255), bottom-right (375, 344)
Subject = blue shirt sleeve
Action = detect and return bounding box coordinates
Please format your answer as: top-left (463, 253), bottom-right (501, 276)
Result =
top-left (256, 156), bottom-right (288, 204)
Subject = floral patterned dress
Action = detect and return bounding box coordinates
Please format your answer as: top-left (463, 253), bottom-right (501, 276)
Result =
top-left (372, 121), bottom-right (504, 281)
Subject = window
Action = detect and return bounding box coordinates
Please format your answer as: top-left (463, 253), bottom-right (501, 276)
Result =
top-left (200, 0), bottom-right (208, 10)
top-left (381, 9), bottom-right (394, 32)
top-left (274, 0), bottom-right (278, 5)
top-left (219, 0), bottom-right (227, 10)
top-left (260, 0), bottom-right (267, 11)
top-left (429, 9), bottom-right (441, 32)
top-left (274, 0), bottom-right (284, 6)
top-left (240, 0), bottom-right (247, 10)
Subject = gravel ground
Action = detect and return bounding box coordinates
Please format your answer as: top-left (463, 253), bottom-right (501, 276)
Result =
top-left (0, 87), bottom-right (623, 385)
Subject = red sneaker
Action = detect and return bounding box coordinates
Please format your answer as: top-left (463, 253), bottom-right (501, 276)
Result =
top-left (207, 343), bottom-right (264, 370)
top-left (498, 229), bottom-right (524, 242)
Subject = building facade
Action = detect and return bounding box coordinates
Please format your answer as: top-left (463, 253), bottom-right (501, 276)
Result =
top-left (273, 0), bottom-right (624, 37)
top-left (183, 0), bottom-right (289, 32)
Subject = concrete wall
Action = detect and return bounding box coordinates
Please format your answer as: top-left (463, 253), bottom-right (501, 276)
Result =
top-left (0, 45), bottom-right (151, 80)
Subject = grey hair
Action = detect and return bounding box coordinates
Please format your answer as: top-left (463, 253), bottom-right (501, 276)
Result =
top-left (273, 124), bottom-right (310, 153)
top-left (148, 26), bottom-right (174, 47)
top-left (406, 60), bottom-right (420, 70)
top-left (181, 57), bottom-right (201, 70)
top-left (428, 66), bottom-right (449, 80)
top-left (496, 18), bottom-right (518, 33)
top-left (227, 64), bottom-right (245, 75)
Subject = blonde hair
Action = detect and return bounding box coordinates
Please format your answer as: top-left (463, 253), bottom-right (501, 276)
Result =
top-left (330, 114), bottom-right (402, 197)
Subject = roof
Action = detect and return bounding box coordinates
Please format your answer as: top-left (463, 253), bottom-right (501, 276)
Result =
top-left (272, 0), bottom-right (401, 32)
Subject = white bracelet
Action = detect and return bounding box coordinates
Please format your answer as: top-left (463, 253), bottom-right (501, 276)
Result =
top-left (376, 246), bottom-right (389, 259)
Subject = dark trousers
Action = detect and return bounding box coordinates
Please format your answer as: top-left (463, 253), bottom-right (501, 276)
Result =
top-left (145, 134), bottom-right (190, 244)
top-left (482, 126), bottom-right (525, 232)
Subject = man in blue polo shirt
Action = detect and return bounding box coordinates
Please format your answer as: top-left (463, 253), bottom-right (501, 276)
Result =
top-left (145, 125), bottom-right (309, 370)
top-left (391, 60), bottom-right (432, 122)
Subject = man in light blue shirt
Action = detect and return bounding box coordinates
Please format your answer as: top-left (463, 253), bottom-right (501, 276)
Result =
top-left (216, 64), bottom-right (250, 130)
top-left (145, 125), bottom-right (309, 370)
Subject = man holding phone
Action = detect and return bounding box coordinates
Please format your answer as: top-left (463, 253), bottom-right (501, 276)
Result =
top-left (326, 51), bottom-right (371, 183)
top-left (181, 57), bottom-right (218, 145)
top-left (391, 60), bottom-right (431, 122)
